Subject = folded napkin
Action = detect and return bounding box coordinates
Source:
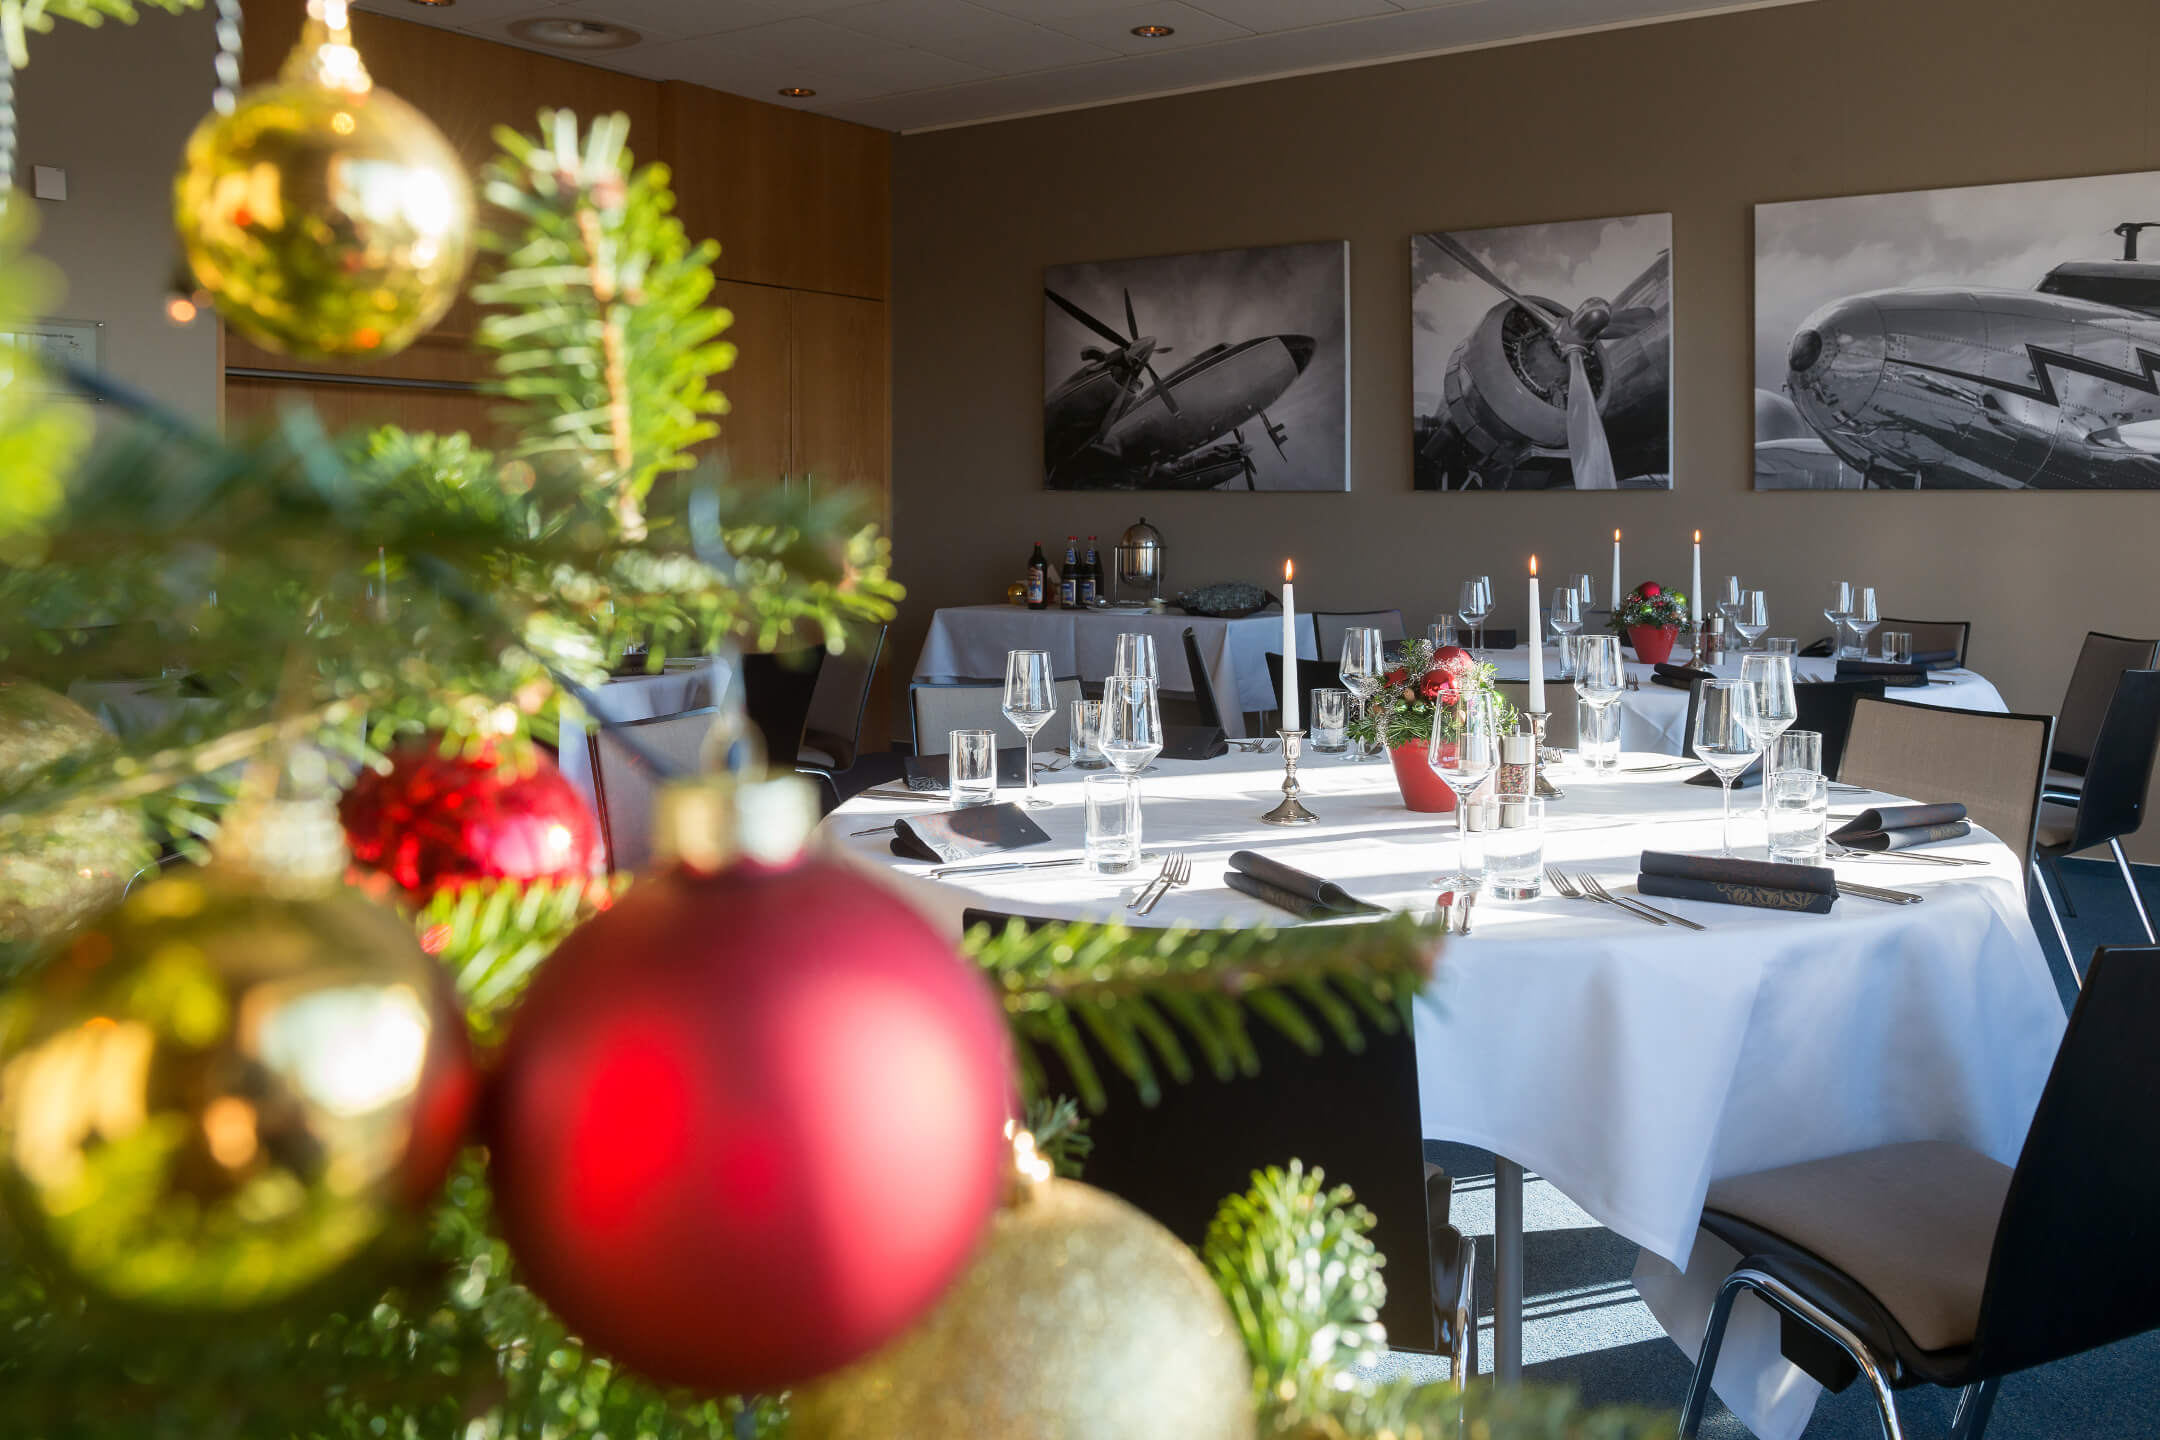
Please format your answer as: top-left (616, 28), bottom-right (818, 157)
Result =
top-left (890, 803), bottom-right (1052, 863)
top-left (1830, 802), bottom-right (1970, 851)
top-left (1161, 724), bottom-right (1230, 761)
top-left (1911, 648), bottom-right (1961, 670)
top-left (1835, 660), bottom-right (1928, 688)
top-left (1225, 850), bottom-right (1386, 921)
top-left (1651, 662), bottom-right (1715, 691)
top-left (904, 747), bottom-right (1031, 792)
top-left (1638, 849), bottom-right (1837, 914)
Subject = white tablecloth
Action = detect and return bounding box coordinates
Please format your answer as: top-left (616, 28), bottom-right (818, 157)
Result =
top-left (817, 748), bottom-right (2063, 1440)
top-left (1480, 644), bottom-right (2008, 755)
top-left (914, 605), bottom-right (1318, 738)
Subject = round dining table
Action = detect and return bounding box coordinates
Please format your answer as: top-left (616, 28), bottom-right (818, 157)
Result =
top-left (817, 746), bottom-right (2063, 1440)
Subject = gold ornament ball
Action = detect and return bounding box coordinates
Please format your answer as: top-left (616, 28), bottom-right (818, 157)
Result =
top-left (792, 1176), bottom-right (1257, 1440)
top-left (0, 864), bottom-right (476, 1312)
top-left (0, 682), bottom-right (151, 955)
top-left (173, 41), bottom-right (474, 360)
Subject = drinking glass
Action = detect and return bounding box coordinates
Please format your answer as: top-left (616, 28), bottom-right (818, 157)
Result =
top-left (1882, 630), bottom-right (1911, 664)
top-left (1572, 572), bottom-right (1597, 623)
top-left (1768, 772), bottom-right (1830, 864)
top-left (1550, 589), bottom-right (1583, 675)
top-left (1002, 649), bottom-right (1058, 809)
top-left (1338, 627), bottom-right (1386, 763)
top-left (1769, 727), bottom-right (1822, 786)
top-left (1100, 674), bottom-right (1164, 778)
top-left (949, 728), bottom-right (997, 806)
top-left (1824, 581), bottom-right (1854, 658)
top-left (1458, 578), bottom-right (1491, 657)
top-left (1429, 617), bottom-right (1459, 650)
top-left (1733, 591), bottom-right (1769, 650)
top-left (1766, 637), bottom-right (1800, 656)
top-left (1113, 632), bottom-right (1158, 688)
top-left (1084, 773), bottom-right (1142, 874)
top-left (1847, 587), bottom-right (1880, 658)
top-left (1576, 691), bottom-right (1621, 771)
top-left (1069, 699), bottom-right (1106, 769)
top-left (1575, 633), bottom-right (1626, 773)
top-left (1429, 691), bottom-right (1499, 891)
top-left (1483, 797), bottom-right (1546, 900)
top-left (1310, 688), bottom-right (1349, 752)
top-left (1692, 679), bottom-right (1763, 856)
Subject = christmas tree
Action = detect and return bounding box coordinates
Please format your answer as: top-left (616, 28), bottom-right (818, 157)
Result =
top-left (0, 4), bottom-right (1668, 1436)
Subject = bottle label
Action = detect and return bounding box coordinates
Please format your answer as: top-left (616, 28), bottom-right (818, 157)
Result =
top-left (1027, 568), bottom-right (1044, 605)
top-left (1061, 575), bottom-right (1077, 608)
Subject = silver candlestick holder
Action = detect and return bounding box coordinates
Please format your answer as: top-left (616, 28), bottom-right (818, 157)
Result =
top-left (1260, 730), bottom-right (1318, 825)
top-left (1524, 711), bottom-right (1564, 799)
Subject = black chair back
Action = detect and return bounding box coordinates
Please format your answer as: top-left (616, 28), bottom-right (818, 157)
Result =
top-left (1181, 627), bottom-right (1224, 730)
top-left (2055, 632), bottom-right (2160, 775)
top-left (800, 624), bottom-right (886, 773)
top-left (741, 649), bottom-right (827, 766)
top-left (1312, 610), bottom-right (1405, 662)
top-left (2062, 669), bottom-right (2160, 854)
top-left (1975, 945), bottom-right (2160, 1377)
top-left (1265, 651), bottom-right (1344, 712)
top-left (1879, 617), bottom-right (1971, 668)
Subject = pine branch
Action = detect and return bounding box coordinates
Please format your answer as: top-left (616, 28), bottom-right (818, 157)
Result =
top-left (405, 873), bottom-right (628, 1037)
top-left (968, 915), bottom-right (1439, 1111)
top-left (1020, 1095), bottom-right (1092, 1178)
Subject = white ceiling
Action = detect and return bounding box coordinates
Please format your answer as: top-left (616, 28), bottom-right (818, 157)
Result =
top-left (355, 0), bottom-right (1815, 132)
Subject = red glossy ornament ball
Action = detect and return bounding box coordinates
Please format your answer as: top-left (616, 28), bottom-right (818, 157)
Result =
top-left (341, 742), bottom-right (602, 895)
top-left (487, 849), bottom-right (1013, 1394)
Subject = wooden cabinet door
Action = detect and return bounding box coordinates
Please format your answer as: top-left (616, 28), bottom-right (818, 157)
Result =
top-left (703, 280), bottom-right (795, 493)
top-left (789, 291), bottom-right (889, 521)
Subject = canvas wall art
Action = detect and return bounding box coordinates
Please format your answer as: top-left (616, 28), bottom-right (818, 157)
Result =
top-left (1411, 213), bottom-right (1672, 490)
top-left (1043, 241), bottom-right (1348, 491)
top-left (1755, 168), bottom-right (2160, 490)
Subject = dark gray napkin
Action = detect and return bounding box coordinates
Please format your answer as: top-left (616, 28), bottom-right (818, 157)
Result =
top-left (1652, 662), bottom-right (1714, 691)
top-left (1226, 851), bottom-right (1385, 920)
top-left (1831, 802), bottom-right (1970, 851)
top-left (891, 803), bottom-right (1053, 863)
top-left (903, 747), bottom-right (1032, 791)
top-left (1638, 849), bottom-right (1837, 914)
top-left (1836, 660), bottom-right (1928, 688)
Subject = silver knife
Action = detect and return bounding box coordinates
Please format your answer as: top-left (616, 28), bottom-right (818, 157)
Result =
top-left (926, 857), bottom-right (1085, 880)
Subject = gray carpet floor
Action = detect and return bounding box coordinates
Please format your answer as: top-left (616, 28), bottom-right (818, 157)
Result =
top-left (1385, 854), bottom-right (2159, 1438)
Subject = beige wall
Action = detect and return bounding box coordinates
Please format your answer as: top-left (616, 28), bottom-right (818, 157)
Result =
top-left (889, 0), bottom-right (2160, 807)
top-left (16, 8), bottom-right (221, 427)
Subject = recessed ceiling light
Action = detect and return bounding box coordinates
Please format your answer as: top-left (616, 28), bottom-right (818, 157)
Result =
top-left (505, 17), bottom-right (642, 51)
top-left (778, 86), bottom-right (816, 98)
top-left (1131, 23), bottom-right (1175, 38)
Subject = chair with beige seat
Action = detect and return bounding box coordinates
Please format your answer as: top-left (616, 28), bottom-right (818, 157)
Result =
top-left (1678, 944), bottom-right (2160, 1440)
top-left (2033, 669), bottom-right (2160, 965)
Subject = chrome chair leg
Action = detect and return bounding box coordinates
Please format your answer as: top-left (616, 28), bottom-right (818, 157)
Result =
top-left (2109, 837), bottom-right (2156, 944)
top-left (1676, 1272), bottom-right (1744, 1437)
top-left (1948, 1376), bottom-right (2000, 1440)
top-left (1679, 1268), bottom-right (1907, 1440)
top-left (2033, 859), bottom-right (2081, 989)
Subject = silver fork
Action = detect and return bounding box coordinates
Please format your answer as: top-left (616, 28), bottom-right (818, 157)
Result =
top-left (1578, 871), bottom-right (1706, 931)
top-left (1126, 854), bottom-right (1176, 911)
top-left (1138, 852), bottom-right (1192, 916)
top-left (1547, 866), bottom-right (1665, 926)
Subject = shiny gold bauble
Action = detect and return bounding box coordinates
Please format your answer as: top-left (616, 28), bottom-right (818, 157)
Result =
top-left (0, 859), bottom-right (475, 1311)
top-left (0, 682), bottom-right (150, 955)
top-left (792, 1176), bottom-right (1257, 1440)
top-left (172, 7), bottom-right (473, 360)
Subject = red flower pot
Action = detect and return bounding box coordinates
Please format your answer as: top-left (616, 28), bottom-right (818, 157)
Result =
top-left (1627, 624), bottom-right (1680, 665)
top-left (1389, 741), bottom-right (1458, 813)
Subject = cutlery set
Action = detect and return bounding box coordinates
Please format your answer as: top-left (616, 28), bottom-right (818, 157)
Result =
top-left (1126, 853), bottom-right (1192, 916)
top-left (1547, 868), bottom-right (1705, 930)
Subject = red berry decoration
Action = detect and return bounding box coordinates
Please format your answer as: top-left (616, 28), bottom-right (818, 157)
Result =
top-left (341, 741), bottom-right (602, 896)
top-left (487, 778), bottom-right (1013, 1394)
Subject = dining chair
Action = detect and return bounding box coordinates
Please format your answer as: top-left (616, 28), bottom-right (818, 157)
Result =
top-left (587, 705), bottom-right (722, 873)
top-left (1181, 627), bottom-right (1225, 730)
top-left (1878, 618), bottom-right (1971, 668)
top-left (909, 677), bottom-right (1080, 755)
top-left (1425, 1165), bottom-right (1477, 1383)
top-left (1312, 610), bottom-right (1406, 662)
top-left (740, 648), bottom-right (827, 770)
top-left (1492, 680), bottom-right (1578, 747)
top-left (1264, 652), bottom-right (1344, 717)
top-left (2034, 669), bottom-right (2160, 957)
top-left (1676, 943), bottom-right (2160, 1440)
top-left (2048, 631), bottom-right (2160, 797)
top-left (797, 625), bottom-right (886, 774)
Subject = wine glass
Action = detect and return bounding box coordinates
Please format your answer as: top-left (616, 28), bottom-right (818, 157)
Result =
top-left (1428, 690), bottom-right (1498, 892)
top-left (1458, 579), bottom-right (1491, 657)
top-left (1338, 627), bottom-right (1385, 763)
top-left (1848, 586), bottom-right (1880, 657)
top-left (1572, 572), bottom-right (1596, 617)
top-left (1824, 581), bottom-right (1854, 657)
top-left (1550, 589), bottom-right (1583, 677)
top-left (1734, 590), bottom-right (1769, 649)
top-left (1113, 632), bottom-right (1157, 688)
top-left (1739, 651), bottom-right (1797, 832)
top-left (1002, 649), bottom-right (1058, 809)
top-left (1575, 633), bottom-right (1626, 772)
top-left (1692, 679), bottom-right (1763, 857)
top-left (1716, 575), bottom-right (1743, 645)
top-left (1100, 674), bottom-right (1163, 847)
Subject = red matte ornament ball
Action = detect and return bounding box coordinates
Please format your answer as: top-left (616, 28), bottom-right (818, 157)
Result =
top-left (340, 742), bottom-right (602, 896)
top-left (486, 853), bottom-right (1014, 1394)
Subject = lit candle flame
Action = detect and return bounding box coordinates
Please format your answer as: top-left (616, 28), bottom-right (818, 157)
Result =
top-left (1285, 559), bottom-right (1294, 582)
top-left (1694, 529), bottom-right (1701, 543)
top-left (1529, 555), bottom-right (1538, 576)
top-left (1614, 529), bottom-right (1621, 541)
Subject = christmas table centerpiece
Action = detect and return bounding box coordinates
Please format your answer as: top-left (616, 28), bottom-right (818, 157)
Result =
top-left (1612, 581), bottom-right (1689, 664)
top-left (1349, 642), bottom-right (1515, 812)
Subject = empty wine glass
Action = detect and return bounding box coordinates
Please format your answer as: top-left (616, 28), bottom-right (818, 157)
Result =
top-left (1734, 590), bottom-right (1770, 649)
top-left (1458, 578), bottom-right (1491, 657)
top-left (1575, 633), bottom-right (1626, 772)
top-left (1572, 572), bottom-right (1596, 616)
top-left (1739, 651), bottom-right (1797, 834)
top-left (1099, 674), bottom-right (1163, 844)
top-left (1824, 581), bottom-right (1854, 657)
top-left (1848, 586), bottom-right (1880, 657)
top-left (1550, 589), bottom-right (1583, 676)
top-left (1113, 632), bottom-right (1158, 687)
top-left (1692, 678), bottom-right (1763, 856)
top-left (1338, 627), bottom-right (1385, 763)
top-left (1002, 649), bottom-right (1058, 809)
top-left (1716, 576), bottom-right (1743, 644)
top-left (1428, 690), bottom-right (1498, 891)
